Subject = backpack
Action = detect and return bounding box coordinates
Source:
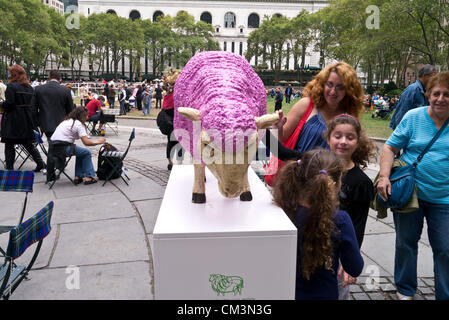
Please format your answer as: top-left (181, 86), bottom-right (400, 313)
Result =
top-left (156, 108), bottom-right (174, 136)
top-left (97, 143), bottom-right (122, 180)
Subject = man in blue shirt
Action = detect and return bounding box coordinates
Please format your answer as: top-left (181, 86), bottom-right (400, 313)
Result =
top-left (285, 84), bottom-right (293, 104)
top-left (389, 64), bottom-right (437, 130)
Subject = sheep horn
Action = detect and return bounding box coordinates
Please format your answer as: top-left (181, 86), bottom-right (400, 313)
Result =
top-left (255, 113), bottom-right (280, 129)
top-left (178, 107), bottom-right (201, 121)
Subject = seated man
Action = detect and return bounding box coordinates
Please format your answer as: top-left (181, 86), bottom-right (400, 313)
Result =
top-left (86, 95), bottom-right (106, 135)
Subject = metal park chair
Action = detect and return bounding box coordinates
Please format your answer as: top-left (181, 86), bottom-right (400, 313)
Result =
top-left (102, 108), bottom-right (120, 135)
top-left (14, 130), bottom-right (47, 171)
top-left (0, 201), bottom-right (54, 300)
top-left (33, 130), bottom-right (48, 157)
top-left (46, 141), bottom-right (76, 189)
top-left (100, 128), bottom-right (135, 187)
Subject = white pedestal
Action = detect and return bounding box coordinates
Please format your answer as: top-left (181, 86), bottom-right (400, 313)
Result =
top-left (153, 165), bottom-right (297, 300)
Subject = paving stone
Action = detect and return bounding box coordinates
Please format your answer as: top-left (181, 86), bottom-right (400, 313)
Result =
top-left (417, 278), bottom-right (427, 287)
top-left (389, 293), bottom-right (399, 300)
top-left (418, 287), bottom-right (434, 295)
top-left (381, 284), bottom-right (397, 292)
top-left (10, 261), bottom-right (153, 300)
top-left (421, 278), bottom-right (435, 286)
top-left (352, 292), bottom-right (370, 300)
top-left (362, 284), bottom-right (381, 292)
top-left (413, 294), bottom-right (425, 300)
top-left (425, 295), bottom-right (435, 300)
top-left (50, 217), bottom-right (149, 267)
top-left (349, 285), bottom-right (363, 293)
top-left (134, 199), bottom-right (163, 234)
top-left (368, 292), bottom-right (386, 300)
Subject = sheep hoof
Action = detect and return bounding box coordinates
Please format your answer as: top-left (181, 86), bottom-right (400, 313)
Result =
top-left (192, 193), bottom-right (206, 203)
top-left (240, 191), bottom-right (252, 201)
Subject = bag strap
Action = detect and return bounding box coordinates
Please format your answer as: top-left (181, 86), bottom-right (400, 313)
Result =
top-left (283, 98), bottom-right (314, 148)
top-left (414, 116), bottom-right (449, 166)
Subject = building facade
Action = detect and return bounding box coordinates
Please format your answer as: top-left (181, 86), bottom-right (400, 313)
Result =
top-left (73, 0), bottom-right (329, 79)
top-left (41, 0), bottom-right (65, 14)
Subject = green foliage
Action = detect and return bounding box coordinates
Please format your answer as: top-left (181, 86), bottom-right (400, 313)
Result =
top-left (0, 0), bottom-right (219, 79)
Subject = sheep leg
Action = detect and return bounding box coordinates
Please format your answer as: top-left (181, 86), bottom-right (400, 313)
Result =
top-left (239, 172), bottom-right (252, 201)
top-left (192, 164), bottom-right (206, 203)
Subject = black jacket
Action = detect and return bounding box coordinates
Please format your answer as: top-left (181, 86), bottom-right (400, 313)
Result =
top-left (155, 87), bottom-right (163, 99)
top-left (32, 80), bottom-right (74, 134)
top-left (0, 82), bottom-right (36, 142)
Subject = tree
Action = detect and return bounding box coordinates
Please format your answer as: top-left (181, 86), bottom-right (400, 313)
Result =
top-left (289, 10), bottom-right (313, 83)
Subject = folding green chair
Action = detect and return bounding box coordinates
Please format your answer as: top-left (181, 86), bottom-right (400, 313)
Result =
top-left (101, 128), bottom-right (135, 186)
top-left (0, 201), bottom-right (54, 300)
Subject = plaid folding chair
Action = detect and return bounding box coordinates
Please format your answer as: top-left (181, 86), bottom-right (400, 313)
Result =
top-left (101, 128), bottom-right (135, 187)
top-left (0, 170), bottom-right (34, 226)
top-left (46, 141), bottom-right (76, 189)
top-left (0, 201), bottom-right (54, 300)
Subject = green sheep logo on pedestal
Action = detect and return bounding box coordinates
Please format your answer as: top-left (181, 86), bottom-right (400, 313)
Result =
top-left (209, 274), bottom-right (244, 296)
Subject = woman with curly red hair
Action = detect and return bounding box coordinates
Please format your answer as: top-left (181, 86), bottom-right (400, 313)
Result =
top-left (0, 64), bottom-right (45, 171)
top-left (273, 62), bottom-right (364, 152)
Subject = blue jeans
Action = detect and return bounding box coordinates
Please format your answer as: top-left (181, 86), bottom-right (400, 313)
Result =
top-left (66, 145), bottom-right (96, 179)
top-left (393, 199), bottom-right (449, 300)
top-left (143, 102), bottom-right (151, 115)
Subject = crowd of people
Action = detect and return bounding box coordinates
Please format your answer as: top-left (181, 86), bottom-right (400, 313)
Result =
top-left (1, 60), bottom-right (448, 301)
top-left (0, 66), bottom-right (105, 185)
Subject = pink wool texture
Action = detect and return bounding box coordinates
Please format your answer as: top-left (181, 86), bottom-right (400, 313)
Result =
top-left (173, 51), bottom-right (267, 158)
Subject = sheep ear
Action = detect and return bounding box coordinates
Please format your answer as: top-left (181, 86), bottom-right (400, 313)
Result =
top-left (178, 107), bottom-right (201, 121)
top-left (255, 113), bottom-right (280, 129)
top-left (201, 130), bottom-right (211, 144)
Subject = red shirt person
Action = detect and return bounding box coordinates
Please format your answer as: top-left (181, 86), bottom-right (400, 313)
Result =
top-left (85, 96), bottom-right (105, 133)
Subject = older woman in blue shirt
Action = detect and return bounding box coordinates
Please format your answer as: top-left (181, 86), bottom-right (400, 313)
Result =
top-left (378, 71), bottom-right (449, 300)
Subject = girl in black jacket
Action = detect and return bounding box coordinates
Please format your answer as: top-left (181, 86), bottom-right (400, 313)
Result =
top-left (0, 64), bottom-right (45, 171)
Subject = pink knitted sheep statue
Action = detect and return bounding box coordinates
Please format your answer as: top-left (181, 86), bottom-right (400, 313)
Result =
top-left (173, 51), bottom-right (279, 203)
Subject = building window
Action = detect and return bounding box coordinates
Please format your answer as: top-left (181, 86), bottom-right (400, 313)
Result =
top-left (239, 42), bottom-right (243, 56)
top-left (274, 13), bottom-right (282, 18)
top-left (248, 13), bottom-right (260, 28)
top-left (106, 9), bottom-right (116, 15)
top-left (153, 10), bottom-right (164, 22)
top-left (129, 10), bottom-right (141, 21)
top-left (223, 42), bottom-right (227, 51)
top-left (200, 12), bottom-right (212, 24)
top-left (216, 27), bottom-right (220, 33)
top-left (224, 12), bottom-right (236, 28)
top-left (232, 42), bottom-right (235, 53)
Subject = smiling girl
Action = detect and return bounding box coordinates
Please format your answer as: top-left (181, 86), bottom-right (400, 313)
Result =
top-left (325, 114), bottom-right (377, 298)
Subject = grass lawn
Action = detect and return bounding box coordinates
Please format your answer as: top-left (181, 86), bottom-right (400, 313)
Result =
top-left (75, 96), bottom-right (393, 139)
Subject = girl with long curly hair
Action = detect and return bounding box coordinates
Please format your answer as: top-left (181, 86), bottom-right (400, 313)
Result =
top-left (273, 149), bottom-right (364, 300)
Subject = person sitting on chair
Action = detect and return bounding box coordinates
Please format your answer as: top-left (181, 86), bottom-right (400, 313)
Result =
top-left (86, 95), bottom-right (106, 135)
top-left (50, 106), bottom-right (105, 185)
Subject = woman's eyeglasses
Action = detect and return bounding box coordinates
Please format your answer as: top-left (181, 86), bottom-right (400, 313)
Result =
top-left (325, 82), bottom-right (345, 92)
